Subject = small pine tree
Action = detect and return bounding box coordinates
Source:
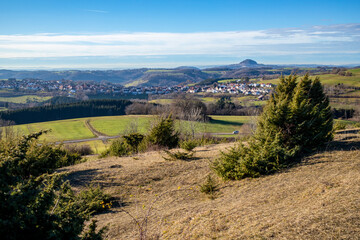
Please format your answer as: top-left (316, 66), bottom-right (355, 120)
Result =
top-left (146, 114), bottom-right (179, 149)
top-left (214, 74), bottom-right (333, 180)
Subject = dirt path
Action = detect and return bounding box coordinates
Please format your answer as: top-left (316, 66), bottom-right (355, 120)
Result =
top-left (84, 119), bottom-right (108, 137)
top-left (55, 120), bottom-right (120, 145)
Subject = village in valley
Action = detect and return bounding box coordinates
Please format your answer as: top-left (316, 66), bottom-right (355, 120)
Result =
top-left (0, 77), bottom-right (274, 98)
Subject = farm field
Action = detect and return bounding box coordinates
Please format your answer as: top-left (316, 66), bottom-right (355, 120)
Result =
top-left (12, 118), bottom-right (95, 142)
top-left (89, 115), bottom-right (253, 136)
top-left (149, 98), bottom-right (174, 104)
top-left (0, 95), bottom-right (51, 103)
top-left (7, 115), bottom-right (359, 154)
top-left (89, 115), bottom-right (155, 136)
top-left (330, 98), bottom-right (360, 109)
top-left (260, 68), bottom-right (360, 87)
top-left (9, 115), bottom-right (253, 142)
top-left (339, 90), bottom-right (360, 97)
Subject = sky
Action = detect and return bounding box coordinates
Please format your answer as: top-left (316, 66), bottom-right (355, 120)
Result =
top-left (0, 0), bottom-right (360, 69)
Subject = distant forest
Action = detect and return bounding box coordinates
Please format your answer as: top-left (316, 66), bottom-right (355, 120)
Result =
top-left (0, 99), bottom-right (132, 125)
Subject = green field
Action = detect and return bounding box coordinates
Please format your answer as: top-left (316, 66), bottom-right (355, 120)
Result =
top-left (314, 72), bottom-right (360, 87)
top-left (330, 98), bottom-right (360, 109)
top-left (340, 90), bottom-right (360, 97)
top-left (7, 115), bottom-right (359, 154)
top-left (218, 79), bottom-right (238, 83)
top-left (259, 68), bottom-right (360, 87)
top-left (9, 115), bottom-right (254, 142)
top-left (90, 115), bottom-right (253, 136)
top-left (200, 115), bottom-right (252, 133)
top-left (0, 95), bottom-right (51, 103)
top-left (90, 115), bottom-right (155, 136)
top-left (124, 79), bottom-right (148, 87)
top-left (149, 99), bottom-right (174, 104)
top-left (12, 118), bottom-right (95, 142)
top-left (200, 97), bottom-right (217, 102)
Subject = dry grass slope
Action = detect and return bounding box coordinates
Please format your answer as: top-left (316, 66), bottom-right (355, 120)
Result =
top-left (61, 131), bottom-right (360, 239)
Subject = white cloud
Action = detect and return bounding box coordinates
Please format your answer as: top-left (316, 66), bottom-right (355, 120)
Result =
top-left (0, 24), bottom-right (359, 59)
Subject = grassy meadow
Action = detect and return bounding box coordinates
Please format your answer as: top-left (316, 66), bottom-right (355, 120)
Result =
top-left (9, 115), bottom-right (359, 141)
top-left (259, 68), bottom-right (360, 87)
top-left (5, 114), bottom-right (358, 154)
top-left (0, 95), bottom-right (51, 103)
top-left (89, 115), bottom-right (155, 135)
top-left (12, 118), bottom-right (95, 142)
top-left (8, 115), bottom-right (253, 143)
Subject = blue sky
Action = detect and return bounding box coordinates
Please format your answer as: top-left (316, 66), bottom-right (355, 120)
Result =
top-left (1, 0), bottom-right (360, 69)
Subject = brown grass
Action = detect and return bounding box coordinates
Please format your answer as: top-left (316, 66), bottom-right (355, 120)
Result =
top-left (61, 131), bottom-right (360, 240)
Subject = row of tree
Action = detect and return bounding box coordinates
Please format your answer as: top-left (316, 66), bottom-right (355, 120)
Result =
top-left (0, 99), bottom-right (132, 125)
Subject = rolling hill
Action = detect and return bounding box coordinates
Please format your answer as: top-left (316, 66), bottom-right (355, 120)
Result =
top-left (1, 59), bottom-right (345, 87)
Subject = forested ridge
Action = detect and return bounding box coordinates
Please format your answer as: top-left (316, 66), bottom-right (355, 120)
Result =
top-left (0, 99), bottom-right (132, 125)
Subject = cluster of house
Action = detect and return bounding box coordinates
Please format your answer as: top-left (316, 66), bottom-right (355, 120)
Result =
top-left (187, 82), bottom-right (274, 96)
top-left (0, 78), bottom-right (274, 97)
top-left (0, 78), bottom-right (117, 94)
top-left (0, 78), bottom-right (186, 95)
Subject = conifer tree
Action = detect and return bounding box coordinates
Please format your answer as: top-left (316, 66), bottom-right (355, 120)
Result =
top-left (146, 114), bottom-right (179, 148)
top-left (214, 74), bottom-right (333, 180)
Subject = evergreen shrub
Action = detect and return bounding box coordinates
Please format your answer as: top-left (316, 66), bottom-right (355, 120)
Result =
top-left (146, 115), bottom-right (179, 149)
top-left (0, 132), bottom-right (107, 239)
top-left (213, 75), bottom-right (333, 180)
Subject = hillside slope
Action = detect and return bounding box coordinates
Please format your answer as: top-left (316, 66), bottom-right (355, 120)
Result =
top-left (61, 131), bottom-right (360, 239)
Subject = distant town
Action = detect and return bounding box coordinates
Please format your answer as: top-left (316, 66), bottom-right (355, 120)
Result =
top-left (0, 78), bottom-right (275, 98)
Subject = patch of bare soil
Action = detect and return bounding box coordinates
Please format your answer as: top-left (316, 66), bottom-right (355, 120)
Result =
top-left (61, 132), bottom-right (360, 240)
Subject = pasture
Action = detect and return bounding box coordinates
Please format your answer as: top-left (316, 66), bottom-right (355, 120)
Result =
top-left (9, 115), bottom-right (254, 143)
top-left (7, 115), bottom-right (358, 154)
top-left (0, 95), bottom-right (51, 103)
top-left (11, 118), bottom-right (95, 142)
top-left (259, 68), bottom-right (360, 87)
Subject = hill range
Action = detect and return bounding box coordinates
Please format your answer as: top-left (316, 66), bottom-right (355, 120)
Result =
top-left (0, 59), bottom-right (349, 87)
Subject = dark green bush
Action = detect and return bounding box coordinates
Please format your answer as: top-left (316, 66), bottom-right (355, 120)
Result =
top-left (81, 220), bottom-right (108, 240)
top-left (214, 75), bottom-right (333, 180)
top-left (199, 174), bottom-right (219, 199)
top-left (0, 132), bottom-right (107, 239)
top-left (76, 185), bottom-right (112, 214)
top-left (64, 144), bottom-right (93, 156)
top-left (0, 131), bottom-right (81, 179)
top-left (108, 138), bottom-right (130, 157)
top-left (180, 139), bottom-right (198, 151)
top-left (123, 133), bottom-right (145, 153)
top-left (146, 115), bottom-right (179, 149)
top-left (101, 133), bottom-right (145, 157)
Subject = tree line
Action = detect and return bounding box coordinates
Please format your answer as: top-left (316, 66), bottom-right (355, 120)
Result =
top-left (0, 99), bottom-right (132, 125)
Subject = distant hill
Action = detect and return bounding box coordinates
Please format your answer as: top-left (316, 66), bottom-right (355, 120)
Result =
top-left (0, 69), bottom-right (149, 84)
top-left (0, 59), bottom-right (344, 87)
top-left (240, 59), bottom-right (258, 66)
top-left (136, 68), bottom-right (218, 86)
